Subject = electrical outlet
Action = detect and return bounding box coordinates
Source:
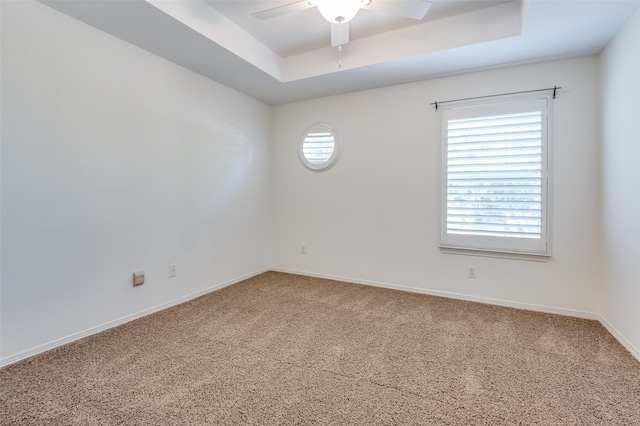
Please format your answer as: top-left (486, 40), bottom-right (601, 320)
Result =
top-left (169, 263), bottom-right (177, 278)
top-left (300, 244), bottom-right (307, 254)
top-left (467, 266), bottom-right (477, 279)
top-left (133, 271), bottom-right (145, 286)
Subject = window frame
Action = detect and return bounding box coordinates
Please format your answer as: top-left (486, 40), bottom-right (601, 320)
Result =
top-left (439, 93), bottom-right (553, 260)
top-left (298, 122), bottom-right (342, 172)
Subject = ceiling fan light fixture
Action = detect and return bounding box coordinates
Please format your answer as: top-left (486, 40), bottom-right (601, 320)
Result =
top-left (316, 0), bottom-right (362, 24)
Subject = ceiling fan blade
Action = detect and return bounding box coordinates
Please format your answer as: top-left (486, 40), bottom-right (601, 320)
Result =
top-left (331, 22), bottom-right (350, 47)
top-left (252, 0), bottom-right (313, 20)
top-left (365, 0), bottom-right (432, 20)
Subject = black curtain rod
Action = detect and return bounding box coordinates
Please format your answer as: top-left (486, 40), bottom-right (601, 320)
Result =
top-left (431, 86), bottom-right (561, 111)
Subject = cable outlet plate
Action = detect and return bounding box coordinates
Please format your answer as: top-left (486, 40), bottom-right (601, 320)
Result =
top-left (169, 263), bottom-right (177, 278)
top-left (133, 271), bottom-right (145, 286)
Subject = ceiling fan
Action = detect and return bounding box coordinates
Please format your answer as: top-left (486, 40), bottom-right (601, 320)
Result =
top-left (252, 0), bottom-right (433, 47)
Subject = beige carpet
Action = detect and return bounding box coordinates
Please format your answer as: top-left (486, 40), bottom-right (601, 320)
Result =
top-left (2, 271), bottom-right (639, 425)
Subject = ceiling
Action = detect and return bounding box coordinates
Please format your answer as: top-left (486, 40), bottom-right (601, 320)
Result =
top-left (41, 0), bottom-right (640, 105)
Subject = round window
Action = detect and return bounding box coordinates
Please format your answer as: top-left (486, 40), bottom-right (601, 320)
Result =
top-left (298, 122), bottom-right (342, 171)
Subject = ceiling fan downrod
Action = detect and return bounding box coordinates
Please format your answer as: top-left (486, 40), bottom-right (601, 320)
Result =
top-left (337, 19), bottom-right (343, 68)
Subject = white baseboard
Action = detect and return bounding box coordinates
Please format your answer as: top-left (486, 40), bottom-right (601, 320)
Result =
top-left (4, 267), bottom-right (638, 367)
top-left (597, 314), bottom-right (640, 363)
top-left (0, 268), bottom-right (269, 368)
top-left (271, 267), bottom-right (600, 320)
top-left (273, 268), bottom-right (640, 362)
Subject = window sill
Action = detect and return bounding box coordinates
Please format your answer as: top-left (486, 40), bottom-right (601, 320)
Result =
top-left (439, 245), bottom-right (551, 262)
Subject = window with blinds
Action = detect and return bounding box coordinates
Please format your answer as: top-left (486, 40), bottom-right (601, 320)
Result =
top-left (298, 122), bottom-right (342, 171)
top-left (440, 95), bottom-right (552, 257)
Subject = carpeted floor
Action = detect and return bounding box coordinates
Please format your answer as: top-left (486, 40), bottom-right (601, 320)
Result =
top-left (1, 271), bottom-right (639, 425)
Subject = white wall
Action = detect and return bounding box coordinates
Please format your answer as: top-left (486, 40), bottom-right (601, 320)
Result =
top-left (272, 57), bottom-right (602, 317)
top-left (3, 1), bottom-right (637, 367)
top-left (1, 1), bottom-right (271, 363)
top-left (600, 9), bottom-right (640, 357)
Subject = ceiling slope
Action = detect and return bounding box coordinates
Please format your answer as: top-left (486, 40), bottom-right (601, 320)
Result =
top-left (39, 0), bottom-right (640, 105)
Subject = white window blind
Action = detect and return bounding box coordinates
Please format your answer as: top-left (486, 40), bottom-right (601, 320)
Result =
top-left (440, 95), bottom-right (551, 257)
top-left (302, 131), bottom-right (335, 164)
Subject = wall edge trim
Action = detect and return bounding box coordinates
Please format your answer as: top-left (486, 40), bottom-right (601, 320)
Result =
top-left (270, 267), bottom-right (599, 318)
top-left (6, 267), bottom-right (637, 367)
top-left (597, 313), bottom-right (640, 362)
top-left (0, 267), bottom-right (269, 368)
top-left (272, 268), bottom-right (640, 362)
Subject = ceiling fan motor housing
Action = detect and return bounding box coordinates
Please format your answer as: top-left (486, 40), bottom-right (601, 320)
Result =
top-left (316, 0), bottom-right (363, 24)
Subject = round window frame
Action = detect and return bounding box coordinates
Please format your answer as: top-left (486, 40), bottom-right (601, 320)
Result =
top-left (298, 122), bottom-right (342, 172)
